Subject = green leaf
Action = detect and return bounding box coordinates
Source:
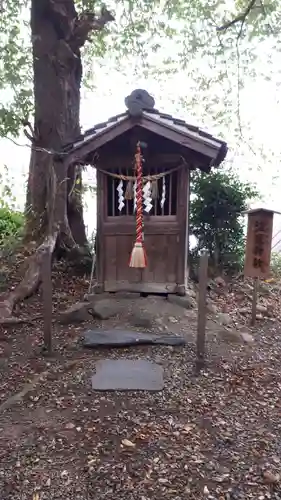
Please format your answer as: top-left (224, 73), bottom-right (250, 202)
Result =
top-left (0, 0), bottom-right (280, 138)
top-left (190, 168), bottom-right (259, 273)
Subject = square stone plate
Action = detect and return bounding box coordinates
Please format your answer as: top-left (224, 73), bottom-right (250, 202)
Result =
top-left (91, 359), bottom-right (164, 391)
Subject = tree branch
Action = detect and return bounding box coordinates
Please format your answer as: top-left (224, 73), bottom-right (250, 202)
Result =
top-left (69, 5), bottom-right (114, 50)
top-left (217, 0), bottom-right (256, 31)
top-left (47, 1), bottom-right (114, 53)
top-left (48, 0), bottom-right (77, 40)
top-left (22, 120), bottom-right (37, 143)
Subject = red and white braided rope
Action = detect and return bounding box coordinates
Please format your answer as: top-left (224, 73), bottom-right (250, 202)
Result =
top-left (135, 142), bottom-right (144, 243)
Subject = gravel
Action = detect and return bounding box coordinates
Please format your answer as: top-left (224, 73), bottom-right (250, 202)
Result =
top-left (0, 269), bottom-right (281, 499)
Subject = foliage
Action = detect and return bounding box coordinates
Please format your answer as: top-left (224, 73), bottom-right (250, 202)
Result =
top-left (0, 165), bottom-right (24, 254)
top-left (0, 0), bottom-right (280, 137)
top-left (270, 251), bottom-right (281, 278)
top-left (0, 205), bottom-right (24, 243)
top-left (0, 204), bottom-right (24, 258)
top-left (189, 168), bottom-right (258, 273)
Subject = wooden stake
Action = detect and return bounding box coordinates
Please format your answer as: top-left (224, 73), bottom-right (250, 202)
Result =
top-left (196, 251), bottom-right (209, 370)
top-left (42, 249), bottom-right (53, 354)
top-left (251, 277), bottom-right (259, 326)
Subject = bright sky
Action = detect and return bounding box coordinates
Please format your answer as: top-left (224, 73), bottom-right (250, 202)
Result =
top-left (1, 39), bottom-right (281, 241)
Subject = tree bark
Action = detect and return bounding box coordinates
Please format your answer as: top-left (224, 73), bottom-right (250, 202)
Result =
top-left (0, 0), bottom-right (113, 319)
top-left (25, 0), bottom-right (84, 244)
top-left (25, 0), bottom-right (113, 245)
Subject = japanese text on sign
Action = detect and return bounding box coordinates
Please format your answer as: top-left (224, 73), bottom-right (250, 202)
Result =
top-left (244, 211), bottom-right (273, 279)
top-left (252, 220), bottom-right (269, 273)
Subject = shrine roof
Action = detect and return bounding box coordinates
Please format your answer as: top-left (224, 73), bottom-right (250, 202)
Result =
top-left (243, 208), bottom-right (281, 215)
top-left (62, 90), bottom-right (227, 168)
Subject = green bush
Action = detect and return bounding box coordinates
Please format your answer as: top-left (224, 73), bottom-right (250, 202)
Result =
top-left (0, 206), bottom-right (24, 255)
top-left (270, 251), bottom-right (281, 278)
top-left (0, 166), bottom-right (25, 256)
top-left (189, 169), bottom-right (259, 274)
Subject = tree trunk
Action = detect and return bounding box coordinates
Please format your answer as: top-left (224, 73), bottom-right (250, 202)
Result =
top-left (0, 0), bottom-right (113, 319)
top-left (25, 0), bottom-right (86, 247)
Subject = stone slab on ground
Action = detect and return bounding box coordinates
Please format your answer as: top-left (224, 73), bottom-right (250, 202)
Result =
top-left (206, 319), bottom-right (255, 344)
top-left (89, 298), bottom-right (120, 320)
top-left (130, 311), bottom-right (154, 328)
top-left (91, 359), bottom-right (164, 391)
top-left (82, 329), bottom-right (186, 348)
top-left (58, 302), bottom-right (92, 325)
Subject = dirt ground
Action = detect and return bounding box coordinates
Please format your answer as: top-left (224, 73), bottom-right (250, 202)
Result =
top-left (1, 266), bottom-right (281, 500)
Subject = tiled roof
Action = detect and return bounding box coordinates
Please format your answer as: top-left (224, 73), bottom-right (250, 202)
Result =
top-left (62, 112), bottom-right (128, 152)
top-left (142, 110), bottom-right (224, 149)
top-left (62, 108), bottom-right (226, 156)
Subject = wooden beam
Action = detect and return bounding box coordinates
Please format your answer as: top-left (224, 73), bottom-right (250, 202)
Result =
top-left (96, 169), bottom-right (105, 287)
top-left (176, 166), bottom-right (190, 286)
top-left (196, 252), bottom-right (209, 370)
top-left (92, 153), bottom-right (191, 171)
top-left (103, 220), bottom-right (179, 236)
top-left (103, 281), bottom-right (177, 294)
top-left (251, 277), bottom-right (259, 326)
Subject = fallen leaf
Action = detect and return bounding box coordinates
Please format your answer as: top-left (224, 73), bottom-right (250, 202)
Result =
top-left (203, 486), bottom-right (210, 495)
top-left (121, 439), bottom-right (136, 448)
top-left (182, 424), bottom-right (192, 433)
top-left (158, 477), bottom-right (169, 484)
top-left (263, 470), bottom-right (280, 484)
top-left (213, 474), bottom-right (230, 482)
top-left (65, 422), bottom-right (75, 429)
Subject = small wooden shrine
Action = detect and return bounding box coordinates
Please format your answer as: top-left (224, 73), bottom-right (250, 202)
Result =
top-left (64, 90), bottom-right (227, 295)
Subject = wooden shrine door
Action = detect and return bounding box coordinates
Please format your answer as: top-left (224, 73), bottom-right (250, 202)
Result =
top-left (97, 165), bottom-right (189, 294)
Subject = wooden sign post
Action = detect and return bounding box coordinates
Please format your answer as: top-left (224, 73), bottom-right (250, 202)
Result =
top-left (196, 251), bottom-right (209, 370)
top-left (244, 208), bottom-right (277, 326)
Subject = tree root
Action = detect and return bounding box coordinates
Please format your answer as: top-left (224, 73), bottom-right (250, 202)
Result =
top-left (0, 232), bottom-right (58, 319)
top-left (0, 316), bottom-right (40, 326)
top-left (0, 359), bottom-right (82, 413)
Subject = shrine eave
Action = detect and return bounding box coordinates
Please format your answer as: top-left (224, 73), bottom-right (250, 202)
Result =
top-left (60, 91), bottom-right (227, 170)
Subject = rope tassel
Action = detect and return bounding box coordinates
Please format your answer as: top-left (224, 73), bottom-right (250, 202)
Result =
top-left (129, 142), bottom-right (147, 268)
